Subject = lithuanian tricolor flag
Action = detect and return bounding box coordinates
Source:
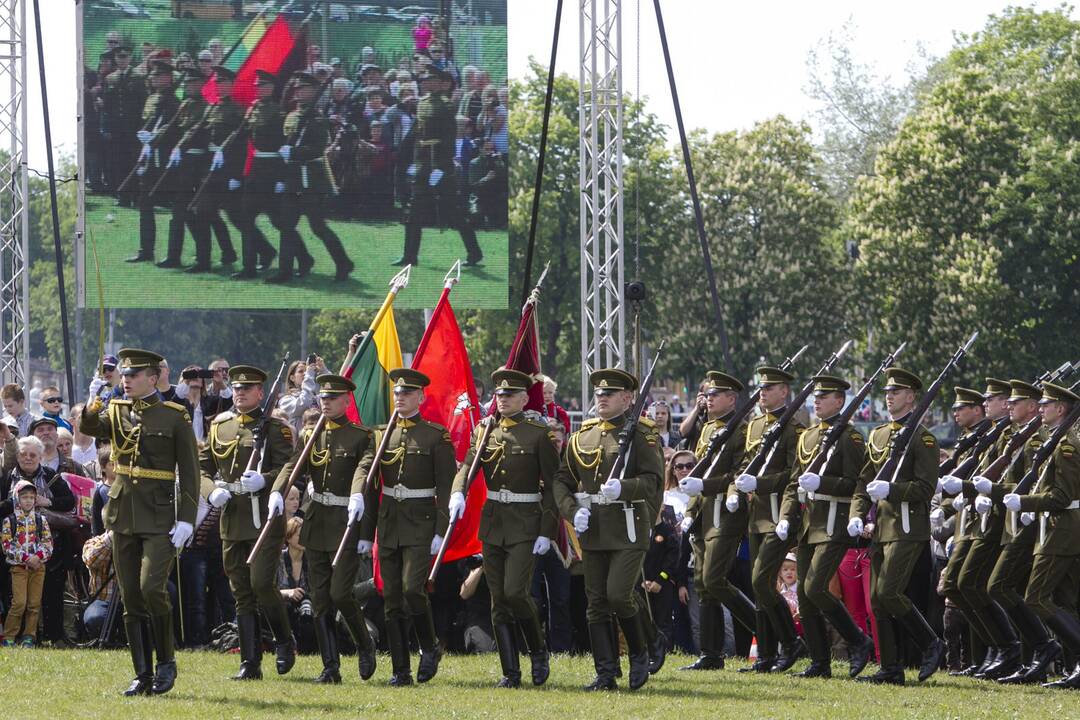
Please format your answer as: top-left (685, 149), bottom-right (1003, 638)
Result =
top-left (347, 308), bottom-right (403, 427)
top-left (203, 14), bottom-right (303, 106)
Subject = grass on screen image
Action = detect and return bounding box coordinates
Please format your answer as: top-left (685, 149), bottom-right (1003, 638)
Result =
top-left (82, 197), bottom-right (507, 309)
top-left (0, 647), bottom-right (1071, 719)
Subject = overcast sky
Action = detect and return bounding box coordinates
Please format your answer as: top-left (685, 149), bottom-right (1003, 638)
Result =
top-left (15, 1), bottom-right (1076, 171)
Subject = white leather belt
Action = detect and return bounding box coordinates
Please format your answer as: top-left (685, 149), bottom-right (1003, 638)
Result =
top-left (301, 165), bottom-right (309, 189)
top-left (215, 479), bottom-right (251, 495)
top-left (958, 503), bottom-right (969, 538)
top-left (713, 496), bottom-right (722, 528)
top-left (574, 492), bottom-right (620, 507)
top-left (382, 484), bottom-right (436, 501)
top-left (207, 143), bottom-right (222, 152)
top-left (486, 489), bottom-right (541, 504)
top-left (808, 492), bottom-right (852, 537)
top-left (1041, 500), bottom-right (1080, 546)
top-left (253, 151), bottom-right (280, 158)
top-left (574, 493), bottom-right (645, 542)
top-left (306, 482), bottom-right (349, 507)
top-left (901, 501), bottom-right (911, 534)
top-left (184, 148), bottom-right (206, 155)
top-left (770, 492), bottom-right (780, 525)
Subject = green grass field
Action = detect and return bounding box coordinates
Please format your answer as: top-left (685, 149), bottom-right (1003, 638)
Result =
top-left (83, 195), bottom-right (508, 309)
top-left (1, 647), bottom-right (1073, 719)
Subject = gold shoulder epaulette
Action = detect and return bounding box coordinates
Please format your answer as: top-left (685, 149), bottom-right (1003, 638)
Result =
top-left (638, 416), bottom-right (657, 429)
top-left (111, 398), bottom-right (132, 405)
top-left (212, 410), bottom-right (235, 423)
top-left (580, 417), bottom-right (601, 429)
top-left (163, 401), bottom-right (187, 413)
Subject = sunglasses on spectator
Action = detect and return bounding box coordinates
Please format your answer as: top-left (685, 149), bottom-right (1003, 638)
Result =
top-left (43, 396), bottom-right (62, 403)
top-left (674, 462), bottom-right (695, 471)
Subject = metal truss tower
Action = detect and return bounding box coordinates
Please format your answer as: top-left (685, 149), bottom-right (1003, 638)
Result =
top-left (579, 0), bottom-right (625, 411)
top-left (0, 0), bottom-right (27, 386)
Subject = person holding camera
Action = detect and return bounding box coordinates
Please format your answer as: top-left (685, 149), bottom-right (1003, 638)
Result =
top-left (278, 356), bottom-right (324, 438)
top-left (277, 516), bottom-right (316, 653)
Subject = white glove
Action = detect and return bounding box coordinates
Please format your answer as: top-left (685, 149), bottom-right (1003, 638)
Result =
top-left (1003, 493), bottom-right (1022, 512)
top-left (573, 507), bottom-right (591, 534)
top-left (274, 181), bottom-right (286, 194)
top-left (406, 163), bottom-right (417, 177)
top-left (725, 494), bottom-right (740, 513)
top-left (138, 144), bottom-right (151, 162)
top-left (941, 475), bottom-right (964, 495)
top-left (775, 519), bottom-right (790, 541)
top-left (734, 473), bottom-right (757, 493)
top-left (532, 536), bottom-right (551, 555)
top-left (866, 480), bottom-right (891, 501)
top-left (356, 539), bottom-right (373, 555)
top-left (680, 515), bottom-right (693, 533)
top-left (600, 478), bottom-right (621, 500)
top-left (798, 472), bottom-right (821, 493)
top-left (973, 476), bottom-right (993, 495)
top-left (430, 534), bottom-right (443, 555)
top-left (679, 476), bottom-right (704, 496)
top-left (173, 381), bottom-right (190, 400)
top-left (267, 491), bottom-right (284, 519)
top-left (930, 508), bottom-right (944, 529)
top-left (428, 168), bottom-right (443, 186)
top-left (228, 179), bottom-right (241, 191)
top-left (88, 376), bottom-right (106, 399)
top-left (951, 495), bottom-right (966, 510)
top-left (974, 495), bottom-right (993, 515)
top-left (208, 488), bottom-right (231, 508)
top-left (447, 491), bottom-right (466, 522)
top-left (1020, 512), bottom-right (1035, 526)
top-left (211, 150), bottom-right (224, 171)
top-left (169, 521), bottom-right (194, 549)
top-left (136, 164), bottom-right (146, 176)
top-left (240, 470), bottom-right (266, 494)
top-left (945, 537), bottom-right (954, 557)
top-left (846, 517), bottom-right (863, 537)
top-left (278, 145), bottom-right (291, 162)
top-left (136, 130), bottom-right (153, 144)
top-left (167, 147), bottom-right (181, 168)
top-left (347, 493), bottom-right (365, 525)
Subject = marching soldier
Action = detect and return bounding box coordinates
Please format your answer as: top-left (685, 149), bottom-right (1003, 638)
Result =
top-left (447, 369), bottom-right (561, 688)
top-left (231, 69), bottom-right (285, 279)
top-left (938, 386), bottom-right (995, 676)
top-left (676, 370), bottom-right (756, 671)
top-left (79, 348), bottom-right (199, 696)
top-left (152, 70), bottom-right (210, 269)
top-left (1003, 383), bottom-right (1080, 689)
top-left (552, 369), bottom-right (664, 691)
top-left (269, 71), bottom-right (353, 284)
top-left (393, 64), bottom-right (483, 268)
top-left (186, 66), bottom-right (248, 273)
top-left (988, 380), bottom-right (1060, 685)
top-left (269, 374), bottom-right (377, 684)
top-left (200, 366), bottom-right (295, 680)
top-left (954, 378), bottom-right (1023, 680)
top-left (101, 45), bottom-right (147, 206)
top-left (849, 367), bottom-right (944, 685)
top-left (128, 60), bottom-right (179, 263)
top-left (357, 369), bottom-right (455, 686)
top-left (774, 375), bottom-right (875, 678)
top-left (733, 366), bottom-right (806, 673)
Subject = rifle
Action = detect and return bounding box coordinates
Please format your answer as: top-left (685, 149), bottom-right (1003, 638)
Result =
top-left (870, 332), bottom-right (979, 488)
top-left (606, 342), bottom-right (666, 485)
top-left (186, 116), bottom-right (253, 213)
top-left (802, 342), bottom-right (907, 478)
top-left (689, 345), bottom-right (809, 480)
top-left (939, 417), bottom-right (994, 475)
top-left (426, 412), bottom-right (500, 584)
top-left (149, 105), bottom-right (212, 197)
top-left (1011, 400), bottom-right (1080, 497)
top-left (741, 339), bottom-right (854, 480)
top-left (116, 103), bottom-right (185, 194)
top-left (237, 354), bottom-right (289, 530)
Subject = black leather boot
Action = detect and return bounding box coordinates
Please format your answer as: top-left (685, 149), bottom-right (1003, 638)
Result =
top-left (414, 610), bottom-right (443, 683)
top-left (857, 664), bottom-right (905, 685)
top-left (122, 618), bottom-right (154, 697)
top-left (343, 612), bottom-right (376, 681)
top-left (494, 623), bottom-right (522, 688)
top-left (313, 614), bottom-right (342, 684)
top-left (387, 616), bottom-right (413, 686)
top-left (393, 224), bottom-right (422, 266)
top-left (520, 615), bottom-right (550, 686)
top-left (790, 614), bottom-right (831, 678)
top-left (823, 605), bottom-right (874, 678)
top-left (266, 610), bottom-right (297, 675)
top-left (618, 611), bottom-right (651, 690)
top-left (149, 613), bottom-right (177, 695)
top-left (232, 613), bottom-right (263, 680)
top-left (681, 603), bottom-right (724, 670)
top-left (739, 610), bottom-right (775, 673)
top-left (584, 622), bottom-right (618, 691)
top-left (898, 607), bottom-right (944, 682)
top-left (770, 603), bottom-right (806, 673)
top-left (1041, 610), bottom-right (1080, 689)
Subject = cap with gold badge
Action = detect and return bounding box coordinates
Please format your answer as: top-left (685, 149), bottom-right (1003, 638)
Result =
top-left (704, 370), bottom-right (743, 394)
top-left (118, 348), bottom-right (164, 376)
top-left (882, 367), bottom-right (922, 392)
top-left (492, 369), bottom-right (532, 395)
top-left (1039, 382), bottom-right (1080, 405)
top-left (983, 377), bottom-right (1011, 399)
top-left (229, 365), bottom-right (266, 388)
top-left (1007, 379), bottom-right (1040, 402)
top-left (316, 373), bottom-right (357, 398)
top-left (811, 375), bottom-right (850, 397)
top-left (388, 368), bottom-right (430, 393)
top-left (590, 368), bottom-right (638, 395)
top-left (952, 387), bottom-right (985, 409)
top-left (756, 366), bottom-right (794, 386)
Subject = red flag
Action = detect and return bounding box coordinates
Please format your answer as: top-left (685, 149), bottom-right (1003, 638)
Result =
top-left (492, 298), bottom-right (545, 412)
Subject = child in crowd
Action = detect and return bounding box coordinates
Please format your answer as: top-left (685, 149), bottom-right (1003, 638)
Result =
top-left (1, 480), bottom-right (53, 646)
top-left (778, 552), bottom-right (801, 636)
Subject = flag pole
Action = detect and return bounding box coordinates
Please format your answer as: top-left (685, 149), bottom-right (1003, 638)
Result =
top-left (221, 6), bottom-right (272, 66)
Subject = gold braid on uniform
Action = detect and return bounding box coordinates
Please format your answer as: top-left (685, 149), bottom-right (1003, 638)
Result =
top-left (569, 432), bottom-right (604, 489)
top-left (796, 429), bottom-right (822, 467)
top-left (744, 419), bottom-right (764, 455)
top-left (208, 421), bottom-right (241, 477)
top-left (480, 432), bottom-right (506, 467)
top-left (867, 428), bottom-right (892, 466)
top-left (380, 427), bottom-right (406, 466)
top-left (108, 401), bottom-right (142, 467)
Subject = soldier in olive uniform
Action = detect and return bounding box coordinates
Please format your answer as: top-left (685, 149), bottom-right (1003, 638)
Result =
top-left (954, 378), bottom-right (1023, 680)
top-left (448, 369), bottom-right (561, 688)
top-left (774, 375), bottom-right (875, 678)
top-left (552, 369), bottom-right (664, 691)
top-left (394, 65), bottom-right (483, 268)
top-left (79, 348), bottom-right (199, 696)
top-left (269, 374), bottom-right (377, 684)
top-left (849, 367), bottom-right (945, 685)
top-left (152, 70), bottom-right (210, 269)
top-left (128, 60), bottom-right (179, 263)
top-left (269, 71), bottom-right (353, 284)
top-left (101, 45), bottom-right (147, 206)
top-left (185, 66), bottom-right (248, 273)
top-left (230, 69), bottom-right (286, 279)
top-left (358, 368), bottom-right (456, 686)
top-left (938, 386), bottom-right (996, 675)
top-left (200, 366), bottom-right (295, 680)
top-left (1004, 383), bottom-right (1080, 689)
top-left (676, 370), bottom-right (756, 671)
top-left (733, 366), bottom-right (806, 673)
top-left (988, 380), bottom-right (1061, 685)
